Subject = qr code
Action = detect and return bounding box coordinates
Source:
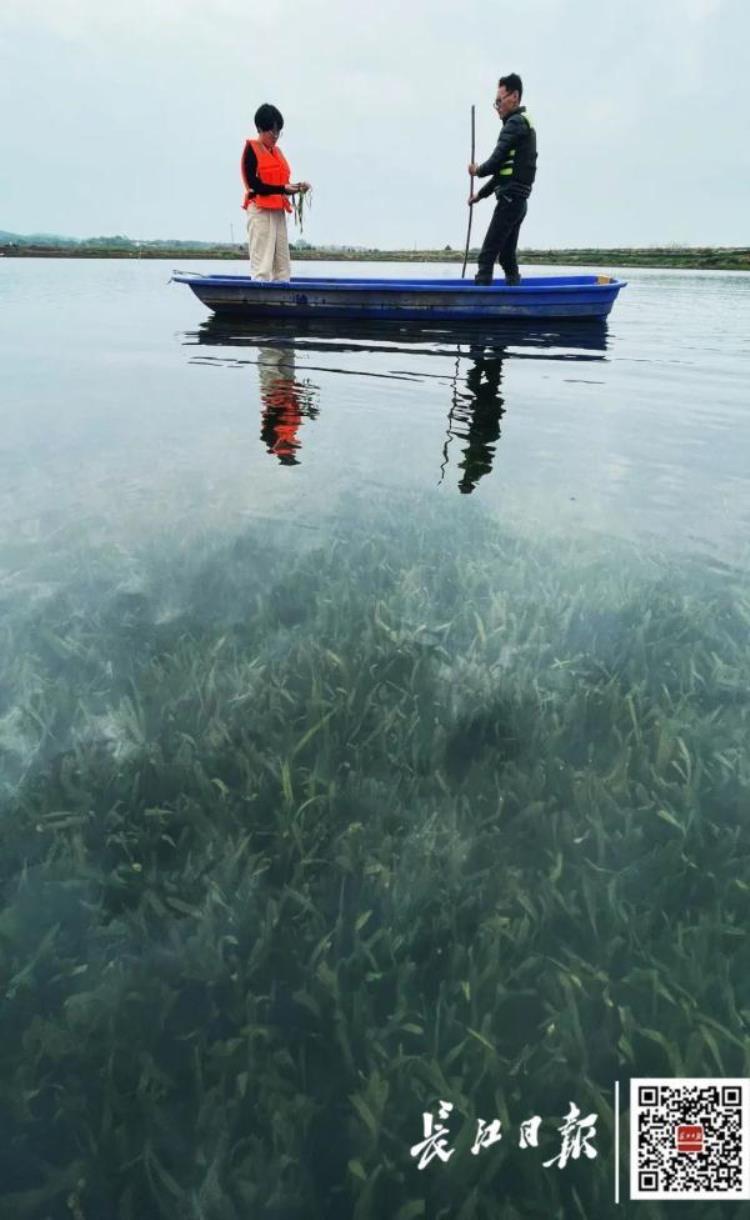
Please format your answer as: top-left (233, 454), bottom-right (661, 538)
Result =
top-left (630, 1078), bottom-right (750, 1200)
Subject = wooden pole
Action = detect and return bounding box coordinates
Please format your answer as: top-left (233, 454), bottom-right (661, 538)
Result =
top-left (461, 104), bottom-right (476, 279)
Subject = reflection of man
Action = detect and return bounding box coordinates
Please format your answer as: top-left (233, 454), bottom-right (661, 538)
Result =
top-left (257, 346), bottom-right (318, 466)
top-left (455, 345), bottom-right (507, 494)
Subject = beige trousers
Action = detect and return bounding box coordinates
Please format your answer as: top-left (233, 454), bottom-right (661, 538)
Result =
top-left (246, 204), bottom-right (291, 281)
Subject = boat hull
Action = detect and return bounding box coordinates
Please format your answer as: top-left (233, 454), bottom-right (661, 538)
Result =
top-left (172, 274), bottom-right (626, 322)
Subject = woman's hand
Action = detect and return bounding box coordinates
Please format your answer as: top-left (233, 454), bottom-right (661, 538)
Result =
top-left (467, 193), bottom-right (479, 206)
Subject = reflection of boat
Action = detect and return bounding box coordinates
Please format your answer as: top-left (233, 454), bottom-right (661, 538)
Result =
top-left (186, 313), bottom-right (610, 359)
top-left (173, 272), bottom-right (625, 321)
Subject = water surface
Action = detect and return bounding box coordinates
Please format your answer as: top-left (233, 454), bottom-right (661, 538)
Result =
top-left (1, 259), bottom-right (749, 1220)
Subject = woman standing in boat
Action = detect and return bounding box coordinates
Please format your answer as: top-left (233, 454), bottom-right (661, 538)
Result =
top-left (241, 103), bottom-right (310, 281)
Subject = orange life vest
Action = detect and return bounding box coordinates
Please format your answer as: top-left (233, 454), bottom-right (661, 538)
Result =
top-left (242, 139), bottom-right (292, 212)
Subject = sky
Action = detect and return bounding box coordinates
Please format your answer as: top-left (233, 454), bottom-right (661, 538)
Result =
top-left (1, 0), bottom-right (748, 249)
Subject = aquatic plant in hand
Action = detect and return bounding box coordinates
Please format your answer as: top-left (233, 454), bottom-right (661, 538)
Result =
top-left (292, 187), bottom-right (312, 234)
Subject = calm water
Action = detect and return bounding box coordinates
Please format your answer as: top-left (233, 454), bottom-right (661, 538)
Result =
top-left (2, 258), bottom-right (749, 567)
top-left (2, 259), bottom-right (750, 1219)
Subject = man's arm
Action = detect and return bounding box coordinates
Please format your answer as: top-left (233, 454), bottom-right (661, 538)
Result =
top-left (474, 177), bottom-right (498, 201)
top-left (475, 113), bottom-right (526, 178)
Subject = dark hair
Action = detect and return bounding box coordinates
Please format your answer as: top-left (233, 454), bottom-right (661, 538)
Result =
top-left (498, 73), bottom-right (523, 100)
top-left (254, 103), bottom-right (284, 132)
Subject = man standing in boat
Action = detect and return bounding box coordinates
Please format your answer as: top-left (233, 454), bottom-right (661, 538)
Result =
top-left (468, 74), bottom-right (537, 286)
top-left (241, 103), bottom-right (310, 281)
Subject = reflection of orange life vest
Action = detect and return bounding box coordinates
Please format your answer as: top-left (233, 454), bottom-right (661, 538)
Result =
top-left (241, 139), bottom-right (292, 212)
top-left (263, 386), bottom-right (302, 462)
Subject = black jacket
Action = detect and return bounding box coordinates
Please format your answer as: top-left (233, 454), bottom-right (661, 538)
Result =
top-left (475, 106), bottom-right (537, 201)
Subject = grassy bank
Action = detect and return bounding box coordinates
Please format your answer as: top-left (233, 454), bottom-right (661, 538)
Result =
top-left (3, 242), bottom-right (750, 270)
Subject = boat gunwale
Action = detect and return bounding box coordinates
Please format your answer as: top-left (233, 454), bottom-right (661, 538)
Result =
top-left (172, 273), bottom-right (627, 297)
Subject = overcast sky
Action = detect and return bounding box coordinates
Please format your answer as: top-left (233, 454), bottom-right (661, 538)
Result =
top-left (1, 0), bottom-right (748, 248)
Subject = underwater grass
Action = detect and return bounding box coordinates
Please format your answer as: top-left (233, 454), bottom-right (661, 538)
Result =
top-left (1, 496), bottom-right (749, 1219)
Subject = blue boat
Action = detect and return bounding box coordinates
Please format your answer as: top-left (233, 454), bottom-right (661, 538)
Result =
top-left (173, 272), bottom-right (626, 322)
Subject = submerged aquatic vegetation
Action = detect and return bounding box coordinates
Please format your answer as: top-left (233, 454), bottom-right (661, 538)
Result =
top-left (1, 496), bottom-right (749, 1218)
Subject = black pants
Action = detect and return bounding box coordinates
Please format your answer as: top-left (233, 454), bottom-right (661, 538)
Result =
top-left (476, 192), bottom-right (528, 282)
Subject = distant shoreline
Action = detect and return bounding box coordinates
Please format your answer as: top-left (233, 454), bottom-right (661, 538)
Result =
top-left (2, 243), bottom-right (749, 271)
